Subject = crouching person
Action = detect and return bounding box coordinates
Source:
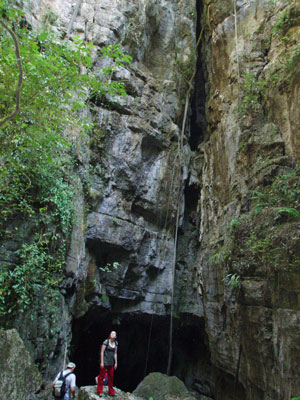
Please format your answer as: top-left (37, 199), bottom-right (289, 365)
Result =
top-left (53, 362), bottom-right (77, 399)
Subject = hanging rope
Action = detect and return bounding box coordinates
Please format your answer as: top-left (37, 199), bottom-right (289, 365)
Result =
top-left (62, 296), bottom-right (68, 369)
top-left (234, 343), bottom-right (243, 395)
top-left (144, 313), bottom-right (154, 377)
top-left (166, 20), bottom-right (205, 375)
top-left (233, 0), bottom-right (240, 85)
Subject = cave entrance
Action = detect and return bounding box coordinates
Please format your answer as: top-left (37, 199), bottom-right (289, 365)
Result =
top-left (70, 310), bottom-right (210, 395)
top-left (70, 311), bottom-right (170, 392)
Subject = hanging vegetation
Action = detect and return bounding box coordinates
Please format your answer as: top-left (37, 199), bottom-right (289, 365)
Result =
top-left (0, 0), bottom-right (131, 327)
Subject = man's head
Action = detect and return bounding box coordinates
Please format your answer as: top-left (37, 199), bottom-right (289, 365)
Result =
top-left (67, 362), bottom-right (76, 371)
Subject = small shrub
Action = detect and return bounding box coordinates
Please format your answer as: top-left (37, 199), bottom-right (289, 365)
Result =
top-left (223, 273), bottom-right (240, 291)
top-left (238, 73), bottom-right (267, 115)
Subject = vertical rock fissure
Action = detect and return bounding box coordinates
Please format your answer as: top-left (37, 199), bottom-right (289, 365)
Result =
top-left (167, 0), bottom-right (205, 376)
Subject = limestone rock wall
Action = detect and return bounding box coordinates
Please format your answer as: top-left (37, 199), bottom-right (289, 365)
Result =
top-left (13, 0), bottom-right (202, 384)
top-left (0, 329), bottom-right (42, 399)
top-left (58, 0), bottom-right (199, 319)
top-left (197, 0), bottom-right (300, 398)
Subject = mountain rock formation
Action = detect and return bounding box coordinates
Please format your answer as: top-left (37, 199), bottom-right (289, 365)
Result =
top-left (2, 0), bottom-right (300, 399)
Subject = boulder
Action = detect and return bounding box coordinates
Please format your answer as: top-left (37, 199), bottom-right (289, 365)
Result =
top-left (78, 385), bottom-right (144, 400)
top-left (0, 329), bottom-right (42, 399)
top-left (132, 372), bottom-right (199, 400)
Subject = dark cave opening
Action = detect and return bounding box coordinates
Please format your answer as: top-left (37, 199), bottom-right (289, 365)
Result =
top-left (213, 367), bottom-right (247, 399)
top-left (70, 312), bottom-right (170, 392)
top-left (184, 183), bottom-right (200, 214)
top-left (70, 311), bottom-right (208, 394)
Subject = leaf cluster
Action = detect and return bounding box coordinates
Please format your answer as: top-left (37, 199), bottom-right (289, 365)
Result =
top-left (223, 273), bottom-right (240, 291)
top-left (237, 73), bottom-right (267, 116)
top-left (251, 166), bottom-right (300, 219)
top-left (273, 6), bottom-right (300, 37)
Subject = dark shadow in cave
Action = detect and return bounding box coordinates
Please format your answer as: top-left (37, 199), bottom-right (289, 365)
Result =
top-left (213, 366), bottom-right (247, 400)
top-left (184, 184), bottom-right (200, 215)
top-left (70, 311), bottom-right (170, 392)
top-left (70, 310), bottom-right (209, 394)
top-left (172, 314), bottom-right (211, 392)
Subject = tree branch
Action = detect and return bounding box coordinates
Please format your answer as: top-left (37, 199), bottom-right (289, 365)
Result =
top-left (0, 19), bottom-right (23, 128)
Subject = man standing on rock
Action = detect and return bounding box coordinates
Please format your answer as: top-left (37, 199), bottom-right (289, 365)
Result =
top-left (53, 361), bottom-right (77, 399)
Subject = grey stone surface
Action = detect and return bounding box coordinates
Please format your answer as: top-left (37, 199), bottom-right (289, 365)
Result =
top-left (196, 0), bottom-right (300, 398)
top-left (0, 329), bottom-right (42, 399)
top-left (133, 372), bottom-right (200, 400)
top-left (78, 385), bottom-right (144, 400)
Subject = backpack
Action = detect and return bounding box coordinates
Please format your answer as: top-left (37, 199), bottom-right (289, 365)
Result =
top-left (103, 372), bottom-right (108, 386)
top-left (96, 372), bottom-right (108, 386)
top-left (53, 371), bottom-right (72, 398)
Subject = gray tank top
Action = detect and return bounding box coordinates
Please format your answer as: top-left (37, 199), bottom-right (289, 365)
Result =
top-left (103, 339), bottom-right (118, 366)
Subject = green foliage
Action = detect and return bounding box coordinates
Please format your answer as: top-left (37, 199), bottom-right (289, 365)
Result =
top-left (273, 6), bottom-right (300, 37)
top-left (0, 241), bottom-right (62, 324)
top-left (269, 45), bottom-right (300, 90)
top-left (0, 11), bottom-right (130, 129)
top-left (208, 250), bottom-right (224, 265)
top-left (101, 294), bottom-right (108, 302)
top-left (269, 6), bottom-right (300, 90)
top-left (238, 73), bottom-right (267, 115)
top-left (251, 167), bottom-right (300, 219)
top-left (246, 233), bottom-right (271, 255)
top-left (209, 245), bottom-right (231, 267)
top-left (99, 262), bottom-right (120, 273)
top-left (223, 273), bottom-right (240, 291)
top-left (123, 13), bottom-right (143, 50)
top-left (229, 218), bottom-right (239, 232)
top-left (0, 2), bottom-right (131, 326)
top-left (231, 166), bottom-right (300, 272)
top-left (209, 166), bottom-right (300, 298)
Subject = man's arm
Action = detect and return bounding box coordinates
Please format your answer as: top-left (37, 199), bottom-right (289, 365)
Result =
top-left (70, 385), bottom-right (76, 398)
top-left (70, 374), bottom-right (76, 398)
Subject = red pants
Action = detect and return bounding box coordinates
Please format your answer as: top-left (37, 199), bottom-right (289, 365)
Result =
top-left (97, 365), bottom-right (115, 396)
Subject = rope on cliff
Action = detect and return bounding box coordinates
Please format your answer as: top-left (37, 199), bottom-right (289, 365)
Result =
top-left (0, 20), bottom-right (23, 128)
top-left (234, 343), bottom-right (243, 395)
top-left (144, 313), bottom-right (154, 377)
top-left (66, 0), bottom-right (82, 38)
top-left (166, 20), bottom-right (205, 376)
top-left (62, 295), bottom-right (68, 370)
top-left (233, 0), bottom-right (240, 85)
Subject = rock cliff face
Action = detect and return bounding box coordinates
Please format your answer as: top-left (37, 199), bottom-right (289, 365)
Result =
top-left (16, 0), bottom-right (204, 392)
top-left (197, 0), bottom-right (300, 399)
top-left (5, 0), bottom-right (300, 399)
